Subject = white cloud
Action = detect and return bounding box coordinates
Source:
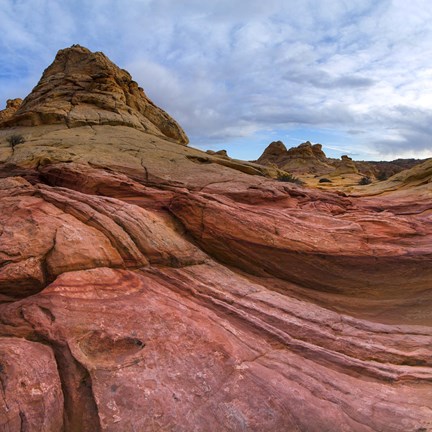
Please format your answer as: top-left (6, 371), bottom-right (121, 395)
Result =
top-left (0, 0), bottom-right (432, 159)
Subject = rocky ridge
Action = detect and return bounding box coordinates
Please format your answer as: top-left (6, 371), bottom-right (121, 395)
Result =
top-left (1, 46), bottom-right (432, 432)
top-left (257, 140), bottom-right (332, 174)
top-left (257, 140), bottom-right (426, 184)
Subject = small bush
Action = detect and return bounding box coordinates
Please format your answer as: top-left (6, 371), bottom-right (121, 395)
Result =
top-left (277, 173), bottom-right (304, 185)
top-left (377, 171), bottom-right (388, 181)
top-left (319, 178), bottom-right (332, 183)
top-left (7, 134), bottom-right (25, 147)
top-left (358, 176), bottom-right (372, 185)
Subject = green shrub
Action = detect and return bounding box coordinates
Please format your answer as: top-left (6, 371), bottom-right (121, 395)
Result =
top-left (358, 176), bottom-right (372, 185)
top-left (377, 171), bottom-right (388, 181)
top-left (7, 134), bottom-right (25, 147)
top-left (277, 173), bottom-right (304, 185)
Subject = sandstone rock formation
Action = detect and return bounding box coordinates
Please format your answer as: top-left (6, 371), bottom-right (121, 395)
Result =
top-left (255, 140), bottom-right (287, 164)
top-left (206, 149), bottom-right (229, 158)
top-left (257, 140), bottom-right (426, 185)
top-left (0, 98), bottom-right (22, 124)
top-left (351, 157), bottom-right (432, 197)
top-left (257, 140), bottom-right (333, 175)
top-left (1, 46), bottom-right (432, 432)
top-left (330, 154), bottom-right (359, 176)
top-left (367, 158), bottom-right (425, 179)
top-left (0, 45), bottom-right (188, 144)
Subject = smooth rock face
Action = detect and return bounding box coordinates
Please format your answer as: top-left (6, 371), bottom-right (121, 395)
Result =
top-left (1, 46), bottom-right (432, 432)
top-left (0, 45), bottom-right (188, 144)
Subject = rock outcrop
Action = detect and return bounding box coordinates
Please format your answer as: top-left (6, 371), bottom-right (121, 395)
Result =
top-left (257, 140), bottom-right (426, 183)
top-left (0, 98), bottom-right (22, 123)
top-left (255, 140), bottom-right (287, 164)
top-left (0, 45), bottom-right (188, 144)
top-left (330, 154), bottom-right (359, 176)
top-left (367, 158), bottom-right (425, 179)
top-left (206, 149), bottom-right (229, 158)
top-left (257, 140), bottom-right (333, 175)
top-left (1, 46), bottom-right (432, 432)
top-left (351, 157), bottom-right (432, 198)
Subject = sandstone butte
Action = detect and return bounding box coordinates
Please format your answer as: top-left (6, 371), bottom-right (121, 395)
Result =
top-left (0, 45), bottom-right (432, 432)
top-left (256, 140), bottom-right (427, 189)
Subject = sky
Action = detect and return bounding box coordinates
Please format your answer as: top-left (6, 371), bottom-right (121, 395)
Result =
top-left (1, 0), bottom-right (432, 161)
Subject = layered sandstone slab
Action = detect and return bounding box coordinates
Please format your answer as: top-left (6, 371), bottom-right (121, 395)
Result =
top-left (2, 262), bottom-right (432, 431)
top-left (1, 159), bottom-right (431, 431)
top-left (1, 46), bottom-right (431, 432)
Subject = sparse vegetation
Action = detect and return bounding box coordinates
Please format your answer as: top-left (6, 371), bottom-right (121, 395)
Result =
top-left (358, 176), bottom-right (372, 185)
top-left (277, 173), bottom-right (304, 185)
top-left (7, 134), bottom-right (25, 147)
top-left (377, 171), bottom-right (389, 181)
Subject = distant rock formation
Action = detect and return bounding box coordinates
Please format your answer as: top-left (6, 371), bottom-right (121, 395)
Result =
top-left (256, 140), bottom-right (287, 164)
top-left (0, 98), bottom-right (22, 123)
top-left (206, 149), bottom-right (229, 159)
top-left (331, 154), bottom-right (358, 176)
top-left (257, 140), bottom-right (334, 175)
top-left (353, 157), bottom-right (432, 196)
top-left (0, 45), bottom-right (188, 144)
top-left (366, 159), bottom-right (425, 180)
top-left (257, 140), bottom-right (426, 179)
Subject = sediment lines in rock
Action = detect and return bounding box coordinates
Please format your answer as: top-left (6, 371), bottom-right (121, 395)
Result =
top-left (1, 45), bottom-right (431, 431)
top-left (1, 161), bottom-right (431, 431)
top-left (0, 46), bottom-right (188, 145)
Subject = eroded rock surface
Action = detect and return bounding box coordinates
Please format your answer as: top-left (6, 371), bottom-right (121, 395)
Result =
top-left (1, 156), bottom-right (431, 431)
top-left (1, 46), bottom-right (432, 432)
top-left (256, 140), bottom-right (427, 188)
top-left (0, 98), bottom-right (22, 124)
top-left (0, 338), bottom-right (64, 432)
top-left (0, 45), bottom-right (188, 144)
top-left (257, 140), bottom-right (333, 175)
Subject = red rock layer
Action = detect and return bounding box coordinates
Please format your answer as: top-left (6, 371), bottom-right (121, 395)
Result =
top-left (1, 162), bottom-right (431, 431)
top-left (1, 45), bottom-right (431, 431)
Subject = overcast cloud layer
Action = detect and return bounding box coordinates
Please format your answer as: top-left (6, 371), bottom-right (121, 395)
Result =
top-left (1, 0), bottom-right (432, 160)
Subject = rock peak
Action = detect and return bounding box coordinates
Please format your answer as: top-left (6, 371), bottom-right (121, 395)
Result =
top-left (257, 140), bottom-right (334, 175)
top-left (0, 98), bottom-right (22, 123)
top-left (255, 141), bottom-right (287, 164)
top-left (0, 45), bottom-right (188, 144)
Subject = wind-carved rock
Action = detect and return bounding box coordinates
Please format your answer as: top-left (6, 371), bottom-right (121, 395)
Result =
top-left (257, 140), bottom-right (426, 181)
top-left (256, 140), bottom-right (287, 165)
top-left (0, 45), bottom-right (188, 144)
top-left (331, 154), bottom-right (359, 176)
top-left (1, 46), bottom-right (432, 432)
top-left (0, 98), bottom-right (22, 124)
top-left (258, 140), bottom-right (334, 174)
